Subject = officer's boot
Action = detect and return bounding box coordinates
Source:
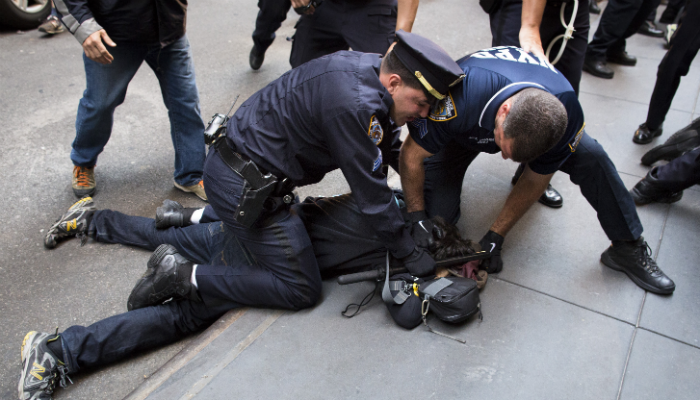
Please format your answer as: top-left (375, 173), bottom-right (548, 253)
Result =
top-left (127, 244), bottom-right (202, 311)
top-left (629, 167), bottom-right (683, 205)
top-left (155, 199), bottom-right (199, 229)
top-left (641, 129), bottom-right (700, 166)
top-left (601, 237), bottom-right (675, 294)
top-left (44, 197), bottom-right (96, 249)
top-left (249, 45), bottom-right (267, 70)
top-left (511, 163), bottom-right (563, 208)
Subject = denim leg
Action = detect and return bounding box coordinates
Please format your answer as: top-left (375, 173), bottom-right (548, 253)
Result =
top-left (253, 0), bottom-right (292, 51)
top-left (145, 35), bottom-right (205, 186)
top-left (91, 210), bottom-right (225, 265)
top-left (423, 141), bottom-right (480, 225)
top-left (71, 46), bottom-right (147, 167)
top-left (200, 204), bottom-right (221, 223)
top-left (59, 299), bottom-right (232, 373)
top-left (201, 150), bottom-right (322, 310)
top-left (559, 132), bottom-right (643, 241)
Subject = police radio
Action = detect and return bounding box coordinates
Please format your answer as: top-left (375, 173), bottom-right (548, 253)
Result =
top-left (203, 95), bottom-right (240, 145)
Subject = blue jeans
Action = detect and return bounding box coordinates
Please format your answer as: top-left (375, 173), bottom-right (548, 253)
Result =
top-left (72, 35), bottom-right (205, 186)
top-left (423, 132), bottom-right (643, 242)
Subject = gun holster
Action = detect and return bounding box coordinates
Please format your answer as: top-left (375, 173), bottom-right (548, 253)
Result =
top-left (214, 138), bottom-right (294, 228)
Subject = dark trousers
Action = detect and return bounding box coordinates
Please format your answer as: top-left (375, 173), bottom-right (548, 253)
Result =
top-left (646, 0), bottom-right (700, 130)
top-left (252, 0), bottom-right (292, 52)
top-left (423, 133), bottom-right (643, 242)
top-left (489, 0), bottom-right (590, 95)
top-left (587, 0), bottom-right (658, 60)
top-left (290, 0), bottom-right (396, 68)
top-left (654, 147), bottom-right (700, 191)
top-left (58, 191), bottom-right (383, 373)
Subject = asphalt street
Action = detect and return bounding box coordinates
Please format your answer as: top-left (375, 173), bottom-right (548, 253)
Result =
top-left (1, 1), bottom-right (699, 399)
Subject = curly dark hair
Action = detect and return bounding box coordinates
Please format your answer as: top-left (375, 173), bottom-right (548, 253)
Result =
top-left (430, 216), bottom-right (479, 261)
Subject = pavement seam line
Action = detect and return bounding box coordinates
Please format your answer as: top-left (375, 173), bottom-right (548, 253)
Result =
top-left (177, 310), bottom-right (285, 400)
top-left (494, 277), bottom-right (637, 327)
top-left (616, 325), bottom-right (638, 400)
top-left (636, 326), bottom-right (700, 351)
top-left (123, 308), bottom-right (247, 400)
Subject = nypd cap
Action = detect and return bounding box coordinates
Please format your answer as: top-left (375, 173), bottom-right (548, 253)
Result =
top-left (392, 30), bottom-right (465, 100)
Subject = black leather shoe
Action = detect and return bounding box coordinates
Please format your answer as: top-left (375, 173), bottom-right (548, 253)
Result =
top-left (127, 244), bottom-right (202, 311)
top-left (630, 167), bottom-right (683, 205)
top-left (637, 20), bottom-right (664, 38)
top-left (601, 237), bottom-right (675, 294)
top-left (606, 51), bottom-right (637, 66)
top-left (155, 199), bottom-right (196, 229)
top-left (641, 129), bottom-right (700, 165)
top-left (511, 164), bottom-right (564, 208)
top-left (249, 45), bottom-right (265, 70)
top-left (583, 57), bottom-right (614, 79)
top-left (633, 123), bottom-right (663, 144)
top-left (589, 1), bottom-right (601, 14)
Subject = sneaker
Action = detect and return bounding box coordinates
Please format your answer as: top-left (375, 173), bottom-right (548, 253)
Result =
top-left (37, 16), bottom-right (65, 35)
top-left (665, 24), bottom-right (677, 49)
top-left (44, 197), bottom-right (96, 249)
top-left (127, 244), bottom-right (201, 311)
top-left (19, 331), bottom-right (72, 400)
top-left (174, 180), bottom-right (207, 201)
top-left (72, 166), bottom-right (96, 198)
top-left (601, 237), bottom-right (675, 294)
top-left (155, 199), bottom-right (193, 229)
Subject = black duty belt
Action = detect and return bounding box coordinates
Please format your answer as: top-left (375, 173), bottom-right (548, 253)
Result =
top-left (213, 138), bottom-right (295, 227)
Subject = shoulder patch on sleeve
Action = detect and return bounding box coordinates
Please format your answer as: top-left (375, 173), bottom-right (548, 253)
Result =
top-left (569, 123), bottom-right (585, 152)
top-left (410, 119), bottom-right (429, 139)
top-left (429, 91), bottom-right (457, 122)
top-left (368, 115), bottom-right (384, 145)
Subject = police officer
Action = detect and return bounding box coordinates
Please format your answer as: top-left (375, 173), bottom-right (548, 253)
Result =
top-left (399, 46), bottom-right (676, 295)
top-left (249, 0), bottom-right (419, 70)
top-left (486, 0), bottom-right (589, 209)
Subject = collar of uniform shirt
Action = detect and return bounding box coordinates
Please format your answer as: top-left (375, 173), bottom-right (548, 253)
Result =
top-left (478, 82), bottom-right (546, 131)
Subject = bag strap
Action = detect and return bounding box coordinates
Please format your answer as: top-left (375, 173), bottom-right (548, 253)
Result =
top-left (420, 277), bottom-right (453, 297)
top-left (382, 252), bottom-right (410, 305)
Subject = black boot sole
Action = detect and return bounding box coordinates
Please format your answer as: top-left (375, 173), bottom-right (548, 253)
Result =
top-left (600, 251), bottom-right (675, 294)
top-left (641, 130), bottom-right (700, 165)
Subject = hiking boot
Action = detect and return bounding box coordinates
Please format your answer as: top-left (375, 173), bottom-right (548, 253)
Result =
top-left (19, 331), bottom-right (72, 400)
top-left (127, 244), bottom-right (201, 311)
top-left (44, 197), bottom-right (96, 249)
top-left (174, 180), bottom-right (207, 201)
top-left (155, 200), bottom-right (193, 229)
top-left (630, 167), bottom-right (683, 205)
top-left (72, 166), bottom-right (95, 198)
top-left (601, 237), bottom-right (675, 294)
top-left (641, 129), bottom-right (700, 165)
top-left (38, 16), bottom-right (65, 35)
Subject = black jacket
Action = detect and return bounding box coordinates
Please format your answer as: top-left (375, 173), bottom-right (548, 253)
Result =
top-left (54, 0), bottom-right (186, 47)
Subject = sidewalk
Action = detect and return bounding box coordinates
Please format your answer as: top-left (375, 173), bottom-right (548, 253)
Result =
top-left (1, 1), bottom-right (698, 399)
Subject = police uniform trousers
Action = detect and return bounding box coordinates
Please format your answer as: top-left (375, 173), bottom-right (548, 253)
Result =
top-left (56, 193), bottom-right (385, 373)
top-left (586, 0), bottom-right (658, 61)
top-left (489, 0), bottom-right (590, 95)
top-left (653, 146), bottom-right (700, 192)
top-left (645, 0), bottom-right (700, 130)
top-left (290, 0), bottom-right (397, 68)
top-left (422, 132), bottom-right (643, 242)
top-left (252, 0), bottom-right (292, 53)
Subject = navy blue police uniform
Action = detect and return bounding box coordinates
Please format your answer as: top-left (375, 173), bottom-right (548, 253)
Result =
top-left (489, 0), bottom-right (590, 95)
top-left (199, 51), bottom-right (414, 313)
top-left (409, 46), bottom-right (643, 242)
top-left (251, 0), bottom-right (398, 69)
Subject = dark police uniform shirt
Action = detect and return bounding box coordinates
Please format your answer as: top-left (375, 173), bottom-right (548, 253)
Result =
top-left (225, 51), bottom-right (413, 258)
top-left (408, 46), bottom-right (586, 175)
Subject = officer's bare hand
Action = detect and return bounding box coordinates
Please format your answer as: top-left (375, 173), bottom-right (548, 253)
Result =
top-left (292, 0), bottom-right (315, 15)
top-left (82, 29), bottom-right (117, 64)
top-left (519, 27), bottom-right (545, 59)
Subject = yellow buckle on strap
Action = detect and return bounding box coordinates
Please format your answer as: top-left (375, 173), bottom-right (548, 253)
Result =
top-left (415, 71), bottom-right (445, 100)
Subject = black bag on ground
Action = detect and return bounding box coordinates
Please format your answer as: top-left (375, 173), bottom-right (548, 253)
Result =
top-left (419, 276), bottom-right (481, 324)
top-left (385, 273), bottom-right (424, 329)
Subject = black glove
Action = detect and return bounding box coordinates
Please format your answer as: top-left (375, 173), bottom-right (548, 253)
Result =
top-left (479, 230), bottom-right (504, 274)
top-left (401, 247), bottom-right (436, 277)
top-left (407, 211), bottom-right (441, 251)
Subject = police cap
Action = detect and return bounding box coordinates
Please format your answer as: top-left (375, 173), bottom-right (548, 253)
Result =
top-left (392, 30), bottom-right (465, 100)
